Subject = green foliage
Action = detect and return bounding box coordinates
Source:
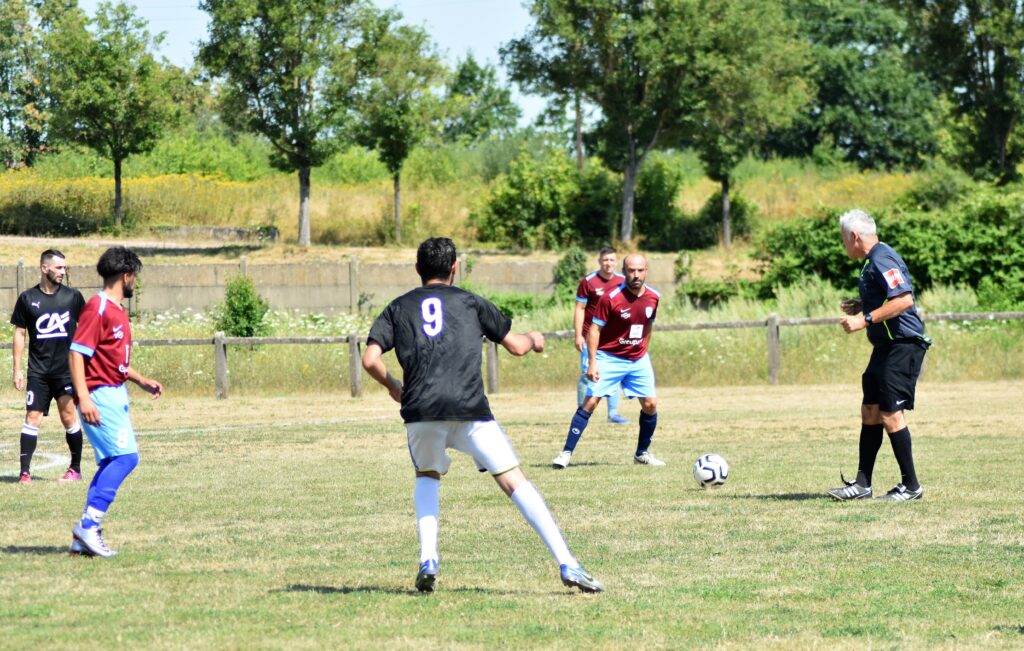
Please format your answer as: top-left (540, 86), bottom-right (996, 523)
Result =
top-left (681, 191), bottom-right (756, 250)
top-left (756, 190), bottom-right (1024, 308)
top-left (442, 54), bottom-right (521, 142)
top-left (215, 274), bottom-right (271, 337)
top-left (895, 160), bottom-right (975, 212)
top-left (552, 246), bottom-right (587, 302)
top-left (676, 278), bottom-right (757, 309)
top-left (0, 0), bottom-right (48, 168)
top-left (634, 153), bottom-right (685, 250)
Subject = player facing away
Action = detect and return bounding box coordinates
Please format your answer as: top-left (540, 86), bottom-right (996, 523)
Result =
top-left (68, 248), bottom-right (163, 557)
top-left (10, 250), bottom-right (87, 484)
top-left (573, 247), bottom-right (628, 424)
top-left (362, 237), bottom-right (603, 594)
top-left (553, 253), bottom-right (664, 469)
top-left (828, 210), bottom-right (930, 502)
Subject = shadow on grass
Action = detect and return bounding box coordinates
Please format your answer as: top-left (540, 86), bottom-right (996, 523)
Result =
top-left (526, 461), bottom-right (609, 469)
top-left (728, 492), bottom-right (825, 501)
top-left (0, 476), bottom-right (37, 483)
top-left (993, 625), bottom-right (1024, 635)
top-left (275, 584), bottom-right (516, 596)
top-left (2, 546), bottom-right (69, 555)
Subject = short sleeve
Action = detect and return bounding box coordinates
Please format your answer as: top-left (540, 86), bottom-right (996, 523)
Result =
top-left (593, 293), bottom-right (611, 326)
top-left (650, 296), bottom-right (659, 322)
top-left (477, 296), bottom-right (512, 343)
top-left (73, 290), bottom-right (86, 318)
top-left (70, 302), bottom-right (101, 358)
top-left (10, 295), bottom-right (27, 328)
top-left (873, 255), bottom-right (913, 299)
top-left (575, 277), bottom-right (589, 303)
top-left (367, 303), bottom-right (397, 352)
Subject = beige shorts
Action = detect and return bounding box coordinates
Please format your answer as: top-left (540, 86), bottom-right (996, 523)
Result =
top-left (405, 420), bottom-right (519, 476)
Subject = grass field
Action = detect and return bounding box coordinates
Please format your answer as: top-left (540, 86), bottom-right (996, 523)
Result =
top-left (2, 381), bottom-right (1023, 649)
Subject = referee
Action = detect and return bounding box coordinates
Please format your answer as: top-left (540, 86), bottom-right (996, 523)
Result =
top-left (828, 210), bottom-right (931, 502)
top-left (10, 250), bottom-right (86, 485)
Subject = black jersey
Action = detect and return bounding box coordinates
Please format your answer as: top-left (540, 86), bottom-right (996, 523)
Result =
top-left (367, 284), bottom-right (512, 423)
top-left (859, 242), bottom-right (925, 346)
top-left (10, 284), bottom-right (86, 377)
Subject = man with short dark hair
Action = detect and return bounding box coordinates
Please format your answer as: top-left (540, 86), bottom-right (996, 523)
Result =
top-left (10, 250), bottom-right (86, 484)
top-left (828, 209), bottom-right (930, 502)
top-left (570, 247), bottom-right (628, 426)
top-left (362, 237), bottom-right (603, 594)
top-left (68, 247), bottom-right (163, 557)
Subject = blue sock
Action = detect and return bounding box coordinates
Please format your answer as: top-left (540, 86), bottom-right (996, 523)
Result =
top-left (563, 407), bottom-right (592, 453)
top-left (607, 387), bottom-right (621, 416)
top-left (636, 412), bottom-right (658, 456)
top-left (576, 375), bottom-right (587, 408)
top-left (81, 453), bottom-right (139, 528)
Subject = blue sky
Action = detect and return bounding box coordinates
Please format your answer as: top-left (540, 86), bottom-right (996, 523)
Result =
top-left (77, 0), bottom-right (545, 123)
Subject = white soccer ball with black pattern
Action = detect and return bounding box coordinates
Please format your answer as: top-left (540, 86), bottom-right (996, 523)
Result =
top-left (692, 453), bottom-right (730, 488)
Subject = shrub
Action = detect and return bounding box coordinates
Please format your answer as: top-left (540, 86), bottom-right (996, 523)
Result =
top-left (896, 160), bottom-right (975, 212)
top-left (215, 274), bottom-right (271, 337)
top-left (552, 246), bottom-right (588, 303)
top-left (683, 190), bottom-right (757, 250)
top-left (634, 154), bottom-right (686, 250)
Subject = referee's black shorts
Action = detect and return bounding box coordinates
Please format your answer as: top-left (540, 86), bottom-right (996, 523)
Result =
top-left (862, 341), bottom-right (928, 412)
top-left (25, 373), bottom-right (75, 416)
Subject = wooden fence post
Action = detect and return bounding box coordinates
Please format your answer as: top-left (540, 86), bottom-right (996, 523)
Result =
top-left (349, 257), bottom-right (359, 314)
top-left (16, 258), bottom-right (25, 296)
top-left (766, 313), bottom-right (781, 385)
top-left (349, 333), bottom-right (362, 398)
top-left (214, 331), bottom-right (229, 399)
top-left (485, 340), bottom-right (499, 393)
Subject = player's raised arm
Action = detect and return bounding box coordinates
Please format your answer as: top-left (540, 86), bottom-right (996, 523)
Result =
top-left (362, 340), bottom-right (403, 403)
top-left (500, 331), bottom-right (544, 357)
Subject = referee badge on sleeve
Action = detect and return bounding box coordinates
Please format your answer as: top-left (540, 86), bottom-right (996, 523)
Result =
top-left (883, 268), bottom-right (905, 289)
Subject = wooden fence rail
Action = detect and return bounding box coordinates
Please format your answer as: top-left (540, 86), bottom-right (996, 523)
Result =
top-left (2, 312), bottom-right (1022, 399)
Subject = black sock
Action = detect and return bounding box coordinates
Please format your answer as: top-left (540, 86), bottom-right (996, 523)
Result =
top-left (857, 424), bottom-right (885, 486)
top-left (20, 434), bottom-right (38, 475)
top-left (636, 411), bottom-right (657, 456)
top-left (66, 430), bottom-right (84, 472)
top-left (887, 427), bottom-right (919, 491)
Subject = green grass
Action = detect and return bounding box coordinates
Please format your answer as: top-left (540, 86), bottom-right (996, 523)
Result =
top-left (1, 382), bottom-right (1023, 649)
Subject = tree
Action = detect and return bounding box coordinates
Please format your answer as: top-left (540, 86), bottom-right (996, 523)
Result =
top-left (502, 20), bottom-right (590, 168)
top-left (0, 0), bottom-right (48, 168)
top-left (46, 2), bottom-right (185, 227)
top-left (764, 0), bottom-right (939, 170)
top-left (904, 0), bottom-right (1024, 182)
top-left (442, 53), bottom-right (521, 143)
top-left (199, 0), bottom-right (366, 246)
top-left (354, 10), bottom-right (443, 244)
top-left (508, 1), bottom-right (697, 245)
top-left (689, 0), bottom-right (810, 250)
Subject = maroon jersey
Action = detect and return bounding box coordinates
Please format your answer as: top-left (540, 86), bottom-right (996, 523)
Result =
top-left (69, 294), bottom-right (132, 391)
top-left (575, 270), bottom-right (626, 338)
top-left (592, 284), bottom-right (660, 361)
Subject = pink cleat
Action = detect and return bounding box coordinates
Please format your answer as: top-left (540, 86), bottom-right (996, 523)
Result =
top-left (18, 472), bottom-right (31, 485)
top-left (58, 468), bottom-right (82, 483)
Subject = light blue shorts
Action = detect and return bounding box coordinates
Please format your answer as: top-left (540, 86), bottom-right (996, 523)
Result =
top-left (79, 384), bottom-right (138, 462)
top-left (587, 351), bottom-right (656, 399)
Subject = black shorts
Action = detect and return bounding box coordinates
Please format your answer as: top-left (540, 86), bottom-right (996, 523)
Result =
top-left (862, 342), bottom-right (927, 412)
top-left (25, 374), bottom-right (75, 416)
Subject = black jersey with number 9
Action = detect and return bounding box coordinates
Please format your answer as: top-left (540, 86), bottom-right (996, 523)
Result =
top-left (367, 284), bottom-right (512, 423)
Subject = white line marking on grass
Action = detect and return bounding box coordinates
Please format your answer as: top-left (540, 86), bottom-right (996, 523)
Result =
top-left (0, 443), bottom-right (69, 478)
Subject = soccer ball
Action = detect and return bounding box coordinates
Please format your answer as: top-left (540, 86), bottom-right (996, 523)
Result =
top-left (692, 453), bottom-right (730, 488)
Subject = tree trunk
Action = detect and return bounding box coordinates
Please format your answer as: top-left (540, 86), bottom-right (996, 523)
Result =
top-left (297, 164), bottom-right (311, 247)
top-left (620, 159), bottom-right (639, 245)
top-left (393, 173), bottom-right (402, 244)
top-left (574, 94), bottom-right (584, 170)
top-left (721, 176), bottom-right (732, 251)
top-left (113, 158), bottom-right (123, 227)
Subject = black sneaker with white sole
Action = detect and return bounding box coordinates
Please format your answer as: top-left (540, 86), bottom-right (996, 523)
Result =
top-left (877, 483), bottom-right (923, 501)
top-left (827, 473), bottom-right (872, 501)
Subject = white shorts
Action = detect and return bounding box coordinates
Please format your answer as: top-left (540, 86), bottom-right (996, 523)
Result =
top-left (405, 420), bottom-right (519, 476)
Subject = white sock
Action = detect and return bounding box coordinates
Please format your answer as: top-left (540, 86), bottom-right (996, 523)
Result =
top-left (414, 476), bottom-right (440, 563)
top-left (66, 422), bottom-right (82, 435)
top-left (21, 424), bottom-right (39, 436)
top-left (510, 481), bottom-right (578, 568)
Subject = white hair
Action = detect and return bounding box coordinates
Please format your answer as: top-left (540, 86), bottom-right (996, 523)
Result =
top-left (838, 209), bottom-right (877, 237)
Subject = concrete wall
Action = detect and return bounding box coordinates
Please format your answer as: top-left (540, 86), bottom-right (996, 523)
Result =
top-left (0, 256), bottom-right (677, 315)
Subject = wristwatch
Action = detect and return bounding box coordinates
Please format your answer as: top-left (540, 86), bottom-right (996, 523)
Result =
top-left (864, 313), bottom-right (874, 325)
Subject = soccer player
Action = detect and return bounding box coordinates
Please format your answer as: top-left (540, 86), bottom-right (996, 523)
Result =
top-left (572, 247), bottom-right (628, 425)
top-left (68, 248), bottom-right (162, 557)
top-left (553, 253), bottom-right (664, 468)
top-left (362, 237), bottom-right (603, 594)
top-left (828, 209), bottom-right (930, 502)
top-left (10, 250), bottom-right (86, 485)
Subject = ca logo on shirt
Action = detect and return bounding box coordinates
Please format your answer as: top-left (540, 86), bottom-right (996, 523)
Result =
top-left (36, 312), bottom-right (71, 339)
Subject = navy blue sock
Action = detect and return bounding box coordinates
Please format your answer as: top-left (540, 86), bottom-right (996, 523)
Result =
top-left (636, 411), bottom-right (658, 456)
top-left (562, 407), bottom-right (592, 453)
top-left (81, 453), bottom-right (139, 528)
